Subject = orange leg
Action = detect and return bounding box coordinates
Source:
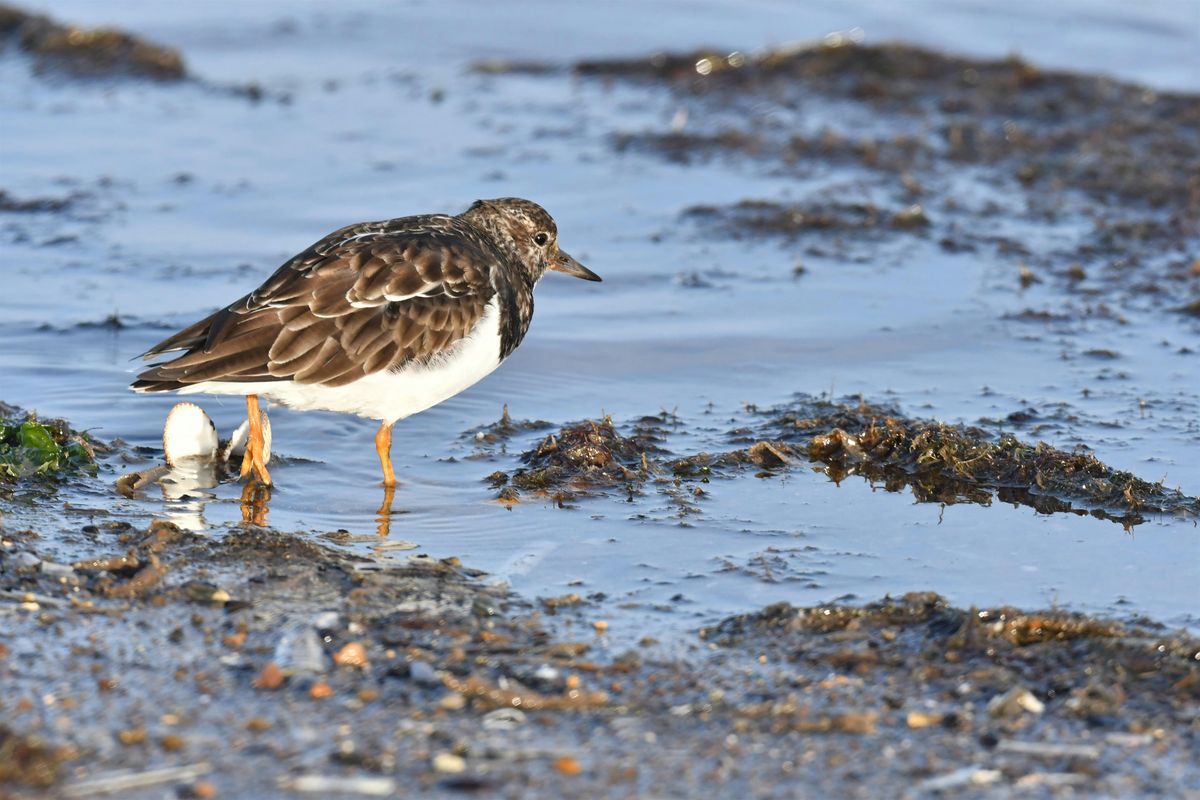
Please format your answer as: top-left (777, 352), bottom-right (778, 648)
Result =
top-left (375, 422), bottom-right (396, 487)
top-left (239, 394), bottom-right (272, 485)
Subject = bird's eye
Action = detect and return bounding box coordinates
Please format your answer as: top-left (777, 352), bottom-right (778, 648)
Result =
top-left (533, 232), bottom-right (549, 246)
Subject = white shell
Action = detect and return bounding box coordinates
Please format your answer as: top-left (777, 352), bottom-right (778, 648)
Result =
top-left (225, 412), bottom-right (272, 465)
top-left (162, 402), bottom-right (219, 466)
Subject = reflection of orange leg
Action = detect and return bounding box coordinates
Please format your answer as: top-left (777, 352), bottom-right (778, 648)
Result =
top-left (239, 394), bottom-right (272, 485)
top-left (240, 480), bottom-right (271, 526)
top-left (375, 422), bottom-right (395, 487)
top-left (376, 483), bottom-right (396, 538)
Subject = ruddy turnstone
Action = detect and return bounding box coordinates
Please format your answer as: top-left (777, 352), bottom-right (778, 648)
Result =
top-left (132, 197), bottom-right (600, 486)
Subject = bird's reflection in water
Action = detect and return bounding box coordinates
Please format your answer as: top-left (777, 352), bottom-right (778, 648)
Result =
top-left (376, 484), bottom-right (397, 538)
top-left (145, 457), bottom-right (268, 529)
top-left (148, 461), bottom-right (399, 540)
top-left (156, 459), bottom-right (220, 531)
top-left (240, 481), bottom-right (271, 527)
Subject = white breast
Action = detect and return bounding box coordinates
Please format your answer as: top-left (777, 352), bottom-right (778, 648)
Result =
top-left (176, 299), bottom-right (504, 423)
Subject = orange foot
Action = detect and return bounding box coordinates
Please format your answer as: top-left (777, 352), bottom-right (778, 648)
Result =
top-left (239, 394), bottom-right (272, 486)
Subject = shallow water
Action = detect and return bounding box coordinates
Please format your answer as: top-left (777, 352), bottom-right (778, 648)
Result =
top-left (2, 0), bottom-right (1198, 642)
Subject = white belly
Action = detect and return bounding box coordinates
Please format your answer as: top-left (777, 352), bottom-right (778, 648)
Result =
top-left (175, 300), bottom-right (503, 423)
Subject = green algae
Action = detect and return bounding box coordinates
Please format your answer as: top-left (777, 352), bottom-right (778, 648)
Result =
top-left (0, 406), bottom-right (98, 487)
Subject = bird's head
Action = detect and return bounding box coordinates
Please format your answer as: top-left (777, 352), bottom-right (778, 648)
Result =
top-left (461, 197), bottom-right (601, 284)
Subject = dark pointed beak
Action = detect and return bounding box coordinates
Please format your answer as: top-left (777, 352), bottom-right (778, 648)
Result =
top-left (549, 249), bottom-right (601, 282)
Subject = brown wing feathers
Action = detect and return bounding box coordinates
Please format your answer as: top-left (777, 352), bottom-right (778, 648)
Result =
top-left (133, 223), bottom-right (494, 392)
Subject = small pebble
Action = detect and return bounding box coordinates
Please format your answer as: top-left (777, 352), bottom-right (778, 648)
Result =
top-left (118, 727), bottom-right (147, 746)
top-left (554, 756), bottom-right (582, 776)
top-left (312, 611), bottom-right (340, 630)
top-left (11, 552), bottom-right (41, 569)
top-left (438, 693), bottom-right (465, 711)
top-left (333, 642), bottom-right (369, 668)
top-left (409, 661), bottom-right (440, 686)
top-left (432, 752), bottom-right (466, 774)
top-left (906, 711), bottom-right (944, 729)
top-left (482, 708), bottom-right (527, 730)
top-left (252, 662), bottom-right (285, 690)
top-left (987, 687), bottom-right (1044, 718)
top-left (40, 560), bottom-right (75, 577)
top-left (160, 733), bottom-right (185, 751)
top-left (275, 624), bottom-right (327, 674)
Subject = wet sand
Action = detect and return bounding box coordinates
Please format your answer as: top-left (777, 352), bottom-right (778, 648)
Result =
top-left (3, 518), bottom-right (1197, 798)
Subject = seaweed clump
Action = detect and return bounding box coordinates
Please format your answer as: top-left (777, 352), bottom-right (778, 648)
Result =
top-left (0, 3), bottom-right (186, 81)
top-left (704, 396), bottom-right (1198, 525)
top-left (0, 726), bottom-right (68, 789)
top-left (0, 188), bottom-right (79, 213)
top-left (574, 42), bottom-right (1200, 303)
top-left (0, 404), bottom-right (98, 488)
top-left (684, 199), bottom-right (930, 239)
top-left (808, 416), bottom-right (1195, 520)
top-left (575, 41), bottom-right (1200, 208)
top-left (500, 417), bottom-right (657, 502)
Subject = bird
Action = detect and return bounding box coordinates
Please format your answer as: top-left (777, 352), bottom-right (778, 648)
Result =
top-left (132, 197), bottom-right (600, 487)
